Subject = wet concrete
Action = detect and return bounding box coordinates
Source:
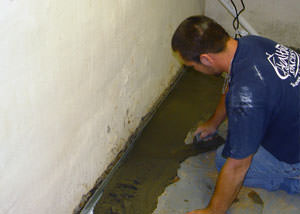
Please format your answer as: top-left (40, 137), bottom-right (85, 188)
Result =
top-left (94, 68), bottom-right (224, 214)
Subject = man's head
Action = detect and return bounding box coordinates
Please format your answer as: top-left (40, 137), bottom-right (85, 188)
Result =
top-left (172, 16), bottom-right (231, 74)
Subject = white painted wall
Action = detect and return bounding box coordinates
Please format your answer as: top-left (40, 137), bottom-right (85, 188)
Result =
top-left (205, 0), bottom-right (300, 48)
top-left (0, 1), bottom-right (204, 213)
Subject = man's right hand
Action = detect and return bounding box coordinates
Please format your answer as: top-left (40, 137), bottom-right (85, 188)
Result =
top-left (194, 119), bottom-right (218, 141)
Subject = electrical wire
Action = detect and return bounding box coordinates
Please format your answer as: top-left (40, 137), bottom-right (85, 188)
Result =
top-left (222, 0), bottom-right (246, 94)
top-left (230, 0), bottom-right (245, 39)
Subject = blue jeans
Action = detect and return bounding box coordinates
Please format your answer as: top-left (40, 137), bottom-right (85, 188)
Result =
top-left (216, 145), bottom-right (300, 194)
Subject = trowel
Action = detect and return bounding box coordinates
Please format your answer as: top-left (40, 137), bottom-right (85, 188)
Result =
top-left (184, 127), bottom-right (225, 151)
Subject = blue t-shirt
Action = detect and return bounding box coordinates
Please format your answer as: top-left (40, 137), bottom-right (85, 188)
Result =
top-left (222, 35), bottom-right (300, 164)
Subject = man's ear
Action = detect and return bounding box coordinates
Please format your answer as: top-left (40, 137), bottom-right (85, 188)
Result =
top-left (199, 54), bottom-right (213, 67)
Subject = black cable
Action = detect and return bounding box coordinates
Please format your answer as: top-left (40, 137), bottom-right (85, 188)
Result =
top-left (234, 0), bottom-right (245, 31)
top-left (230, 0), bottom-right (239, 30)
top-left (222, 0), bottom-right (246, 94)
top-left (230, 0), bottom-right (245, 39)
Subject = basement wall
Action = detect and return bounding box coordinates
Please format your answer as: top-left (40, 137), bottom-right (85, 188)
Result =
top-left (0, 1), bottom-right (204, 213)
top-left (205, 0), bottom-right (300, 48)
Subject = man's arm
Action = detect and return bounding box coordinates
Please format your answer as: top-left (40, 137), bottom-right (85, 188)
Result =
top-left (195, 92), bottom-right (227, 138)
top-left (208, 155), bottom-right (253, 213)
top-left (186, 155), bottom-right (253, 214)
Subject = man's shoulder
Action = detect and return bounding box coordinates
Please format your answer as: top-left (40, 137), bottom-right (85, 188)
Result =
top-left (236, 35), bottom-right (277, 59)
top-left (239, 35), bottom-right (275, 44)
top-left (233, 35), bottom-right (275, 63)
top-left (228, 65), bottom-right (269, 109)
top-left (231, 36), bottom-right (279, 85)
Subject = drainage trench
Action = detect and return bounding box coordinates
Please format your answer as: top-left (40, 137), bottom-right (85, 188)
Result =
top-left (94, 68), bottom-right (224, 214)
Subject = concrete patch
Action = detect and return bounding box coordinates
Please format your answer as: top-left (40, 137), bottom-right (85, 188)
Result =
top-left (154, 151), bottom-right (300, 214)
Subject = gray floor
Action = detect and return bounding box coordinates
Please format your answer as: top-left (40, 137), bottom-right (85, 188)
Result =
top-left (154, 140), bottom-right (300, 214)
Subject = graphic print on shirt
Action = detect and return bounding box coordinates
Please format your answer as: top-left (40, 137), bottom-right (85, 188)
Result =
top-left (266, 44), bottom-right (300, 87)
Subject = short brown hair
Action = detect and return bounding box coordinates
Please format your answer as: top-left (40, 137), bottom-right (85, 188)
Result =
top-left (172, 15), bottom-right (230, 63)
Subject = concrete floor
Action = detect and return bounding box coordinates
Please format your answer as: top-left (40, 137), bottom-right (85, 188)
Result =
top-left (154, 150), bottom-right (300, 214)
top-left (94, 68), bottom-right (300, 214)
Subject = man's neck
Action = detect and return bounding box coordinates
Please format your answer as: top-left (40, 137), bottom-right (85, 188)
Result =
top-left (223, 38), bottom-right (238, 73)
top-left (207, 38), bottom-right (237, 74)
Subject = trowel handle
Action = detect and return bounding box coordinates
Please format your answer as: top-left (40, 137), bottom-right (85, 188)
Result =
top-left (194, 131), bottom-right (218, 142)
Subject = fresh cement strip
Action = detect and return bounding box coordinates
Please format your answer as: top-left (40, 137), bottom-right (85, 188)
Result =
top-left (77, 67), bottom-right (185, 214)
top-left (93, 68), bottom-right (225, 214)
